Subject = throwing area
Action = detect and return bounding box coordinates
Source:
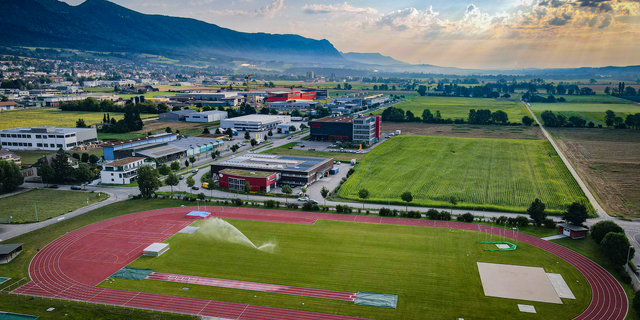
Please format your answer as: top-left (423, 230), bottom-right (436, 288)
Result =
top-left (477, 262), bottom-right (562, 304)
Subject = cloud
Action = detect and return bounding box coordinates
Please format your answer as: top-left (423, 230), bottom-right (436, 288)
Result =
top-left (207, 0), bottom-right (284, 17)
top-left (303, 2), bottom-right (377, 15)
top-left (376, 7), bottom-right (440, 31)
top-left (548, 16), bottom-right (569, 25)
top-left (599, 14), bottom-right (613, 27)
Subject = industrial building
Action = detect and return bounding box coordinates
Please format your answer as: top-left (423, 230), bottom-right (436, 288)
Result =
top-left (0, 127), bottom-right (98, 151)
top-left (266, 100), bottom-right (320, 111)
top-left (220, 115), bottom-right (291, 132)
top-left (103, 133), bottom-right (178, 161)
top-left (217, 169), bottom-right (279, 192)
top-left (310, 115), bottom-right (381, 145)
top-left (266, 90), bottom-right (317, 103)
top-left (158, 110), bottom-right (197, 122)
top-left (211, 154), bottom-right (333, 187)
top-left (100, 157), bottom-right (156, 185)
top-left (184, 110), bottom-right (228, 123)
top-left (103, 134), bottom-right (224, 163)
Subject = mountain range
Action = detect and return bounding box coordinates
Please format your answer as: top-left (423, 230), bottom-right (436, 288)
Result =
top-left (0, 0), bottom-right (344, 63)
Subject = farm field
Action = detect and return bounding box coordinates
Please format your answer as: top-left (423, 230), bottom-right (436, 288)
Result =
top-left (262, 142), bottom-right (366, 162)
top-left (549, 128), bottom-right (640, 218)
top-left (105, 218), bottom-right (589, 320)
top-left (377, 96), bottom-right (529, 123)
top-left (0, 189), bottom-right (109, 223)
top-left (338, 136), bottom-right (590, 214)
top-left (530, 102), bottom-right (640, 126)
top-left (0, 108), bottom-right (156, 130)
top-left (533, 94), bottom-right (633, 104)
top-left (382, 123), bottom-right (545, 140)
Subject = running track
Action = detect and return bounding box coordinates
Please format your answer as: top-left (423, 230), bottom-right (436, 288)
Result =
top-left (11, 206), bottom-right (627, 320)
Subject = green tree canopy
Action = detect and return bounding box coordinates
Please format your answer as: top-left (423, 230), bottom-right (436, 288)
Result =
top-left (601, 232), bottom-right (634, 266)
top-left (590, 220), bottom-right (625, 245)
top-left (137, 165), bottom-right (161, 198)
top-left (0, 160), bottom-right (24, 193)
top-left (563, 202), bottom-right (589, 226)
top-left (527, 198), bottom-right (547, 227)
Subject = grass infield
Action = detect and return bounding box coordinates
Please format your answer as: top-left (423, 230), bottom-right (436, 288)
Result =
top-left (104, 218), bottom-right (589, 320)
top-left (0, 189), bottom-right (108, 223)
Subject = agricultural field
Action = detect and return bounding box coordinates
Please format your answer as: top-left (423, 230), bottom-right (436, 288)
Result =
top-left (377, 96), bottom-right (529, 123)
top-left (262, 142), bottom-right (366, 162)
top-left (382, 123), bottom-right (545, 140)
top-left (105, 218), bottom-right (589, 320)
top-left (338, 136), bottom-right (590, 214)
top-left (0, 189), bottom-right (109, 223)
top-left (530, 102), bottom-right (640, 126)
top-left (532, 94), bottom-right (633, 104)
top-left (549, 128), bottom-right (640, 218)
top-left (0, 108), bottom-right (156, 130)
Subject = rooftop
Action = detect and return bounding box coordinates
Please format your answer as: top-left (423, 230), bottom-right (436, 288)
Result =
top-left (0, 101), bottom-right (19, 107)
top-left (168, 110), bottom-right (197, 115)
top-left (218, 154), bottom-right (331, 172)
top-left (224, 114), bottom-right (290, 122)
top-left (0, 126), bottom-right (95, 134)
top-left (0, 149), bottom-right (18, 158)
top-left (104, 157), bottom-right (146, 167)
top-left (169, 136), bottom-right (224, 149)
top-left (559, 223), bottom-right (589, 231)
top-left (103, 133), bottom-right (176, 147)
top-left (220, 168), bottom-right (276, 178)
top-left (137, 145), bottom-right (186, 158)
top-left (187, 110), bottom-right (228, 116)
top-left (312, 116), bottom-right (354, 123)
top-left (0, 243), bottom-right (23, 255)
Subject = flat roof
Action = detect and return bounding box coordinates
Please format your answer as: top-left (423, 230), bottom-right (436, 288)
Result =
top-left (103, 133), bottom-right (176, 147)
top-left (559, 223), bottom-right (589, 231)
top-left (0, 243), bottom-right (23, 255)
top-left (0, 127), bottom-right (94, 134)
top-left (218, 154), bottom-right (331, 173)
top-left (137, 145), bottom-right (187, 158)
top-left (312, 116), bottom-right (354, 123)
top-left (186, 110), bottom-right (227, 116)
top-left (168, 110), bottom-right (197, 115)
top-left (168, 136), bottom-right (224, 149)
top-left (105, 157), bottom-right (146, 167)
top-left (220, 168), bottom-right (275, 178)
top-left (223, 115), bottom-right (289, 123)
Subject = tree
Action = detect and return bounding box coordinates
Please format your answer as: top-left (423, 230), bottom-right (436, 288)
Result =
top-left (38, 162), bottom-right (55, 186)
top-left (282, 184), bottom-right (292, 203)
top-left (197, 193), bottom-right (206, 200)
top-left (244, 181), bottom-right (252, 193)
top-left (165, 127), bottom-right (172, 133)
top-left (184, 159), bottom-right (190, 167)
top-left (563, 202), bottom-right (589, 225)
top-left (215, 128), bottom-right (221, 134)
top-left (81, 153), bottom-right (89, 163)
top-left (137, 165), bottom-right (161, 198)
top-left (289, 125), bottom-right (297, 132)
top-left (165, 172), bottom-right (179, 195)
top-left (74, 163), bottom-right (94, 188)
top-left (0, 160), bottom-right (24, 193)
top-left (89, 154), bottom-right (99, 165)
top-left (633, 291), bottom-right (640, 318)
top-left (320, 186), bottom-right (329, 206)
top-left (590, 221), bottom-right (625, 244)
top-left (76, 118), bottom-right (87, 128)
top-left (226, 127), bottom-right (234, 138)
top-left (158, 164), bottom-right (171, 175)
top-left (268, 130), bottom-right (273, 137)
top-left (601, 232), bottom-right (635, 266)
top-left (244, 131), bottom-right (250, 140)
top-left (449, 196), bottom-right (458, 213)
top-left (605, 110), bottom-right (616, 127)
top-left (522, 116), bottom-right (534, 126)
top-left (401, 191), bottom-right (413, 212)
top-left (230, 144), bottom-right (240, 153)
top-left (417, 85), bottom-right (427, 96)
top-left (301, 187), bottom-right (307, 195)
top-left (250, 138), bottom-right (258, 147)
top-left (527, 198), bottom-right (547, 227)
top-left (51, 149), bottom-right (73, 183)
top-left (202, 127), bottom-right (210, 134)
top-left (186, 176), bottom-right (195, 188)
top-left (189, 156), bottom-right (196, 164)
top-left (358, 188), bottom-right (369, 209)
top-left (264, 135), bottom-right (268, 142)
top-left (170, 161), bottom-right (180, 171)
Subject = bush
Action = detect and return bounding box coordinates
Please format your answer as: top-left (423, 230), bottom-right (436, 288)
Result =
top-left (614, 265), bottom-right (632, 284)
top-left (379, 207), bottom-right (392, 216)
top-left (232, 198), bottom-right (243, 206)
top-left (265, 200), bottom-right (277, 208)
top-left (286, 203), bottom-right (298, 209)
top-left (591, 220), bottom-right (625, 244)
top-left (406, 210), bottom-right (421, 219)
top-left (311, 204), bottom-right (320, 211)
top-left (543, 218), bottom-right (556, 229)
top-left (302, 202), bottom-right (313, 211)
top-left (633, 290), bottom-right (640, 317)
top-left (438, 211), bottom-right (451, 221)
top-left (460, 212), bottom-right (474, 222)
top-left (426, 209), bottom-right (439, 220)
top-left (515, 215), bottom-right (529, 227)
top-left (601, 232), bottom-right (635, 266)
top-left (456, 215), bottom-right (464, 222)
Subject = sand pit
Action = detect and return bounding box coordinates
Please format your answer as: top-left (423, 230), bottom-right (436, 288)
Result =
top-left (477, 262), bottom-right (562, 304)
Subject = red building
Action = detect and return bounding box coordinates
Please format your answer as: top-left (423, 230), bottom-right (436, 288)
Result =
top-left (218, 169), bottom-right (279, 192)
top-left (558, 223), bottom-right (588, 239)
top-left (266, 90), bottom-right (317, 103)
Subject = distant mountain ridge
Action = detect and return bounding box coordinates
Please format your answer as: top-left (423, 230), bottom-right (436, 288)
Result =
top-left (341, 52), bottom-right (408, 66)
top-left (0, 0), bottom-right (345, 62)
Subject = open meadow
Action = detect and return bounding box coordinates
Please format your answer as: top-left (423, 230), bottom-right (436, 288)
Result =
top-left (103, 218), bottom-right (589, 320)
top-left (338, 135), bottom-right (590, 214)
top-left (377, 96), bottom-right (529, 123)
top-left (381, 122), bottom-right (545, 140)
top-left (262, 142), bottom-right (366, 162)
top-left (0, 189), bottom-right (109, 223)
top-left (0, 108), bottom-right (156, 130)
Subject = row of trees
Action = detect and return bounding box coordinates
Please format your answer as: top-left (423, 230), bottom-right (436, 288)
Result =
top-left (540, 111), bottom-right (594, 128)
top-left (605, 110), bottom-right (640, 129)
top-left (380, 106), bottom-right (512, 125)
top-left (60, 98), bottom-right (167, 114)
top-left (590, 220), bottom-right (635, 285)
top-left (605, 82), bottom-right (639, 96)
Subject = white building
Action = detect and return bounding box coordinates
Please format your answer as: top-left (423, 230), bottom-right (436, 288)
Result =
top-left (221, 115), bottom-right (291, 132)
top-left (0, 127), bottom-right (98, 151)
top-left (184, 110), bottom-right (228, 123)
top-left (267, 100), bottom-right (319, 111)
top-left (100, 157), bottom-right (156, 185)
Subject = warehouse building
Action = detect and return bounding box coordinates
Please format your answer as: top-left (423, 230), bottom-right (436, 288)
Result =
top-left (103, 133), bottom-right (178, 161)
top-left (266, 100), bottom-right (320, 111)
top-left (310, 115), bottom-right (381, 145)
top-left (0, 127), bottom-right (98, 151)
top-left (220, 115), bottom-right (291, 132)
top-left (211, 154), bottom-right (333, 187)
top-left (105, 135), bottom-right (224, 163)
top-left (158, 110), bottom-right (197, 122)
top-left (184, 110), bottom-right (228, 123)
top-left (266, 90), bottom-right (317, 103)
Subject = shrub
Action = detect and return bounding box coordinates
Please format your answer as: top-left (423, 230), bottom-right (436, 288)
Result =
top-left (591, 220), bottom-right (624, 244)
top-left (379, 207), bottom-right (392, 216)
top-left (265, 200), bottom-right (277, 208)
top-left (633, 290), bottom-right (640, 317)
top-left (515, 215), bottom-right (529, 227)
top-left (496, 216), bottom-right (508, 225)
top-left (286, 203), bottom-right (298, 209)
top-left (426, 209), bottom-right (439, 220)
top-left (438, 211), bottom-right (451, 221)
top-left (456, 215), bottom-right (464, 222)
top-left (311, 204), bottom-right (320, 211)
top-left (461, 212), bottom-right (474, 222)
top-left (232, 198), bottom-right (243, 206)
top-left (302, 202), bottom-right (313, 211)
top-left (543, 218), bottom-right (556, 229)
top-left (601, 232), bottom-right (635, 266)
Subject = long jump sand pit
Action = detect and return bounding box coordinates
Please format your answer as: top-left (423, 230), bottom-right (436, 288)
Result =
top-left (477, 262), bottom-right (562, 304)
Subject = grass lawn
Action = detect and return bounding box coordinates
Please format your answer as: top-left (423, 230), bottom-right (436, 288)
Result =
top-left (0, 108), bottom-right (156, 130)
top-left (118, 91), bottom-right (176, 100)
top-left (376, 96), bottom-right (529, 123)
top-left (530, 103), bottom-right (640, 126)
top-left (107, 218), bottom-right (590, 320)
top-left (338, 136), bottom-right (590, 214)
top-left (12, 150), bottom-right (53, 165)
top-left (0, 199), bottom-right (191, 320)
top-left (97, 132), bottom-right (147, 140)
top-left (0, 189), bottom-right (109, 223)
top-left (263, 142), bottom-right (366, 162)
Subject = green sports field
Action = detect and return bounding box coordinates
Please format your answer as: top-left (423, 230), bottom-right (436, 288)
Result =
top-left (102, 219), bottom-right (589, 320)
top-left (530, 102), bottom-right (640, 126)
top-left (0, 108), bottom-right (156, 130)
top-left (376, 96), bottom-right (529, 123)
top-left (338, 136), bottom-right (590, 214)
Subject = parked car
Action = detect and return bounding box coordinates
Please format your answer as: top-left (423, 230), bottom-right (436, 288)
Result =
top-left (288, 147), bottom-right (293, 149)
top-left (300, 145), bottom-right (305, 148)
top-left (191, 186), bottom-right (200, 190)
top-left (192, 169), bottom-right (198, 173)
top-left (70, 185), bottom-right (82, 190)
top-left (179, 175), bottom-right (184, 180)
top-left (297, 197), bottom-right (309, 202)
top-left (307, 199), bottom-right (319, 204)
top-left (48, 185), bottom-right (59, 189)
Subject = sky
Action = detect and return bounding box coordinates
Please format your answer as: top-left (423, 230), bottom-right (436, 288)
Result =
top-left (60, 0), bottom-right (640, 69)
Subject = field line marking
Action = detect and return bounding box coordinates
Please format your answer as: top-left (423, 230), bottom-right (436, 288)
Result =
top-left (124, 292), bottom-right (140, 306)
top-left (197, 300), bottom-right (211, 315)
top-left (236, 305), bottom-right (249, 319)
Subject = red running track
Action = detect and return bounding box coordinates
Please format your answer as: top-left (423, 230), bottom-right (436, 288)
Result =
top-left (11, 206), bottom-right (627, 320)
top-left (146, 272), bottom-right (357, 301)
